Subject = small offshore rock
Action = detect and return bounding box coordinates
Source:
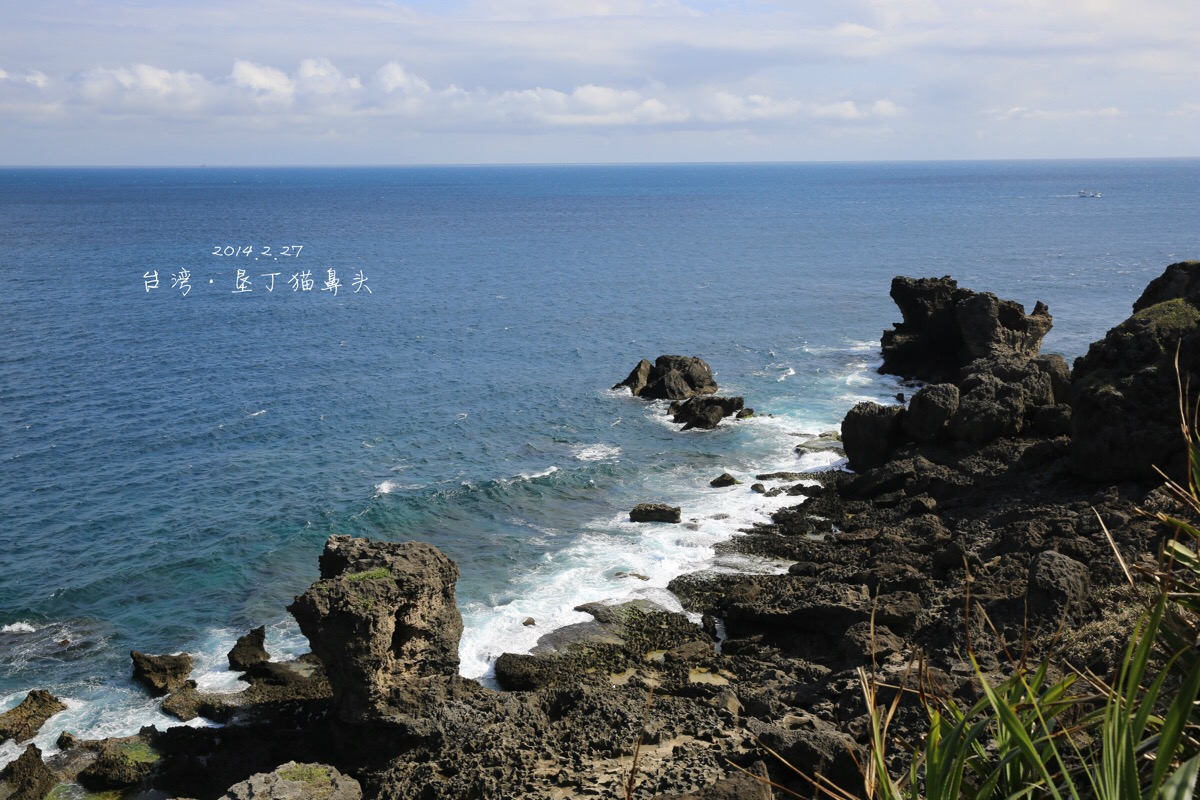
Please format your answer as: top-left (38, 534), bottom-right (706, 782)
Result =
top-left (709, 473), bottom-right (739, 488)
top-left (523, 617), bottom-right (537, 627)
top-left (630, 503), bottom-right (682, 523)
top-left (672, 396), bottom-right (745, 430)
top-left (614, 355), bottom-right (719, 400)
top-left (221, 761), bottom-right (362, 800)
top-left (227, 626), bottom-right (270, 671)
top-left (131, 651), bottom-right (194, 696)
top-left (0, 744), bottom-right (55, 800)
top-left (750, 484), bottom-right (766, 494)
top-left (0, 689), bottom-right (66, 744)
top-left (736, 408), bottom-right (755, 419)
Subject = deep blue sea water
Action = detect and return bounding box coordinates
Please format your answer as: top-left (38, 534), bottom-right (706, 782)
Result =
top-left (1, 160), bottom-right (1197, 762)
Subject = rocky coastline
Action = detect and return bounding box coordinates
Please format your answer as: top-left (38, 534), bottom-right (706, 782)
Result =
top-left (4, 261), bottom-right (1200, 799)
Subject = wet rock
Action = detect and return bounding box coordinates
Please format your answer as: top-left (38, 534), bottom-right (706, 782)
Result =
top-left (750, 484), bottom-right (766, 494)
top-left (288, 535), bottom-right (464, 724)
top-left (631, 503), bottom-right (682, 523)
top-left (228, 626), bottom-right (270, 671)
top-left (221, 761), bottom-right (362, 800)
top-left (735, 408), bottom-right (755, 419)
top-left (615, 355), bottom-right (718, 400)
top-left (842, 402), bottom-right (904, 471)
top-left (0, 744), bottom-right (55, 800)
top-left (0, 690), bottom-right (66, 744)
top-left (131, 651), bottom-right (194, 696)
top-left (672, 396), bottom-right (745, 430)
top-left (710, 473), bottom-right (739, 488)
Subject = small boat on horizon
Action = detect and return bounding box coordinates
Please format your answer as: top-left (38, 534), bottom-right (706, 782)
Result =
top-left (1078, 189), bottom-right (1102, 198)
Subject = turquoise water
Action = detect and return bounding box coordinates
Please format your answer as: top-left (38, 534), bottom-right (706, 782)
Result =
top-left (0, 160), bottom-right (1197, 761)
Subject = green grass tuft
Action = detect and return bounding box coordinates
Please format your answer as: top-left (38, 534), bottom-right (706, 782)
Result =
top-left (278, 763), bottom-right (333, 786)
top-left (346, 567), bottom-right (392, 582)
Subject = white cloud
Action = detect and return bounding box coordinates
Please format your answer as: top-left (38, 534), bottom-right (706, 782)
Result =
top-left (984, 106), bottom-right (1126, 120)
top-left (231, 60), bottom-right (294, 102)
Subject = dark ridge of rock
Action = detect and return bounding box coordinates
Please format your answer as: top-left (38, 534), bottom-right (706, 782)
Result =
top-left (614, 355), bottom-right (719, 400)
top-left (880, 275), bottom-right (1052, 383)
top-left (160, 654), bottom-right (331, 723)
top-left (1072, 263), bottom-right (1200, 482)
top-left (630, 503), bottom-right (682, 523)
top-left (130, 651), bottom-right (194, 696)
top-left (841, 402), bottom-right (904, 471)
top-left (221, 762), bottom-right (362, 800)
top-left (0, 744), bottom-right (55, 800)
top-left (1132, 260), bottom-right (1200, 312)
top-left (672, 396), bottom-right (745, 430)
top-left (902, 383), bottom-right (959, 441)
top-left (227, 626), bottom-right (270, 671)
top-left (710, 472), bottom-right (739, 488)
top-left (287, 535), bottom-right (465, 725)
top-left (0, 690), bottom-right (66, 744)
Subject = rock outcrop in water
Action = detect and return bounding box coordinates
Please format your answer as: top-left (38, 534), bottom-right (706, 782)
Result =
top-left (9, 262), bottom-right (1200, 800)
top-left (615, 355), bottom-right (719, 400)
top-left (0, 690), bottom-right (66, 745)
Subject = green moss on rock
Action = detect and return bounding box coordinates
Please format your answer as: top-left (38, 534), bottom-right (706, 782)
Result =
top-left (1131, 297), bottom-right (1200, 336)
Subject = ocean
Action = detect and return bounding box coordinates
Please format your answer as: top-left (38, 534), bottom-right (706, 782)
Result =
top-left (1, 159), bottom-right (1197, 764)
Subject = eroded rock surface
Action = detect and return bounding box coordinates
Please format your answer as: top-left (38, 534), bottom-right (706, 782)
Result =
top-left (288, 535), bottom-right (464, 724)
top-left (615, 355), bottom-right (719, 400)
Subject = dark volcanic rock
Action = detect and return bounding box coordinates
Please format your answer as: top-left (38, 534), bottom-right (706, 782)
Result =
top-left (1072, 262), bottom-right (1200, 482)
top-left (221, 761), bottom-right (362, 800)
top-left (1027, 551), bottom-right (1091, 617)
top-left (672, 396), bottom-right (745, 430)
top-left (902, 383), bottom-right (959, 441)
top-left (614, 355), bottom-right (719, 400)
top-left (288, 535), bottom-right (464, 724)
top-left (0, 690), bottom-right (66, 744)
top-left (0, 744), bottom-right (55, 800)
top-left (710, 472), bottom-right (739, 488)
top-left (228, 626), bottom-right (270, 671)
top-left (131, 651), bottom-right (194, 696)
top-left (842, 402), bottom-right (903, 471)
top-left (880, 276), bottom-right (1052, 383)
top-left (631, 503), bottom-right (682, 523)
top-left (1133, 260), bottom-right (1200, 312)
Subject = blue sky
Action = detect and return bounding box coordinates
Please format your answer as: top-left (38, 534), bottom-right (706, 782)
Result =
top-left (1, 0), bottom-right (1196, 165)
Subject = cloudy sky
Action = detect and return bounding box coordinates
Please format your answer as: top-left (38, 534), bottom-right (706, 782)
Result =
top-left (1, 0), bottom-right (1196, 165)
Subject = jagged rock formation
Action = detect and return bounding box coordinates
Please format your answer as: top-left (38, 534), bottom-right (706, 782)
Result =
top-left (615, 355), bottom-right (719, 400)
top-left (879, 275), bottom-right (1052, 383)
top-left (228, 626), bottom-right (271, 671)
top-left (1071, 261), bottom-right (1200, 481)
top-left (130, 651), bottom-right (194, 696)
top-left (287, 535), bottom-right (466, 724)
top-left (0, 745), bottom-right (55, 800)
top-left (0, 690), bottom-right (66, 744)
